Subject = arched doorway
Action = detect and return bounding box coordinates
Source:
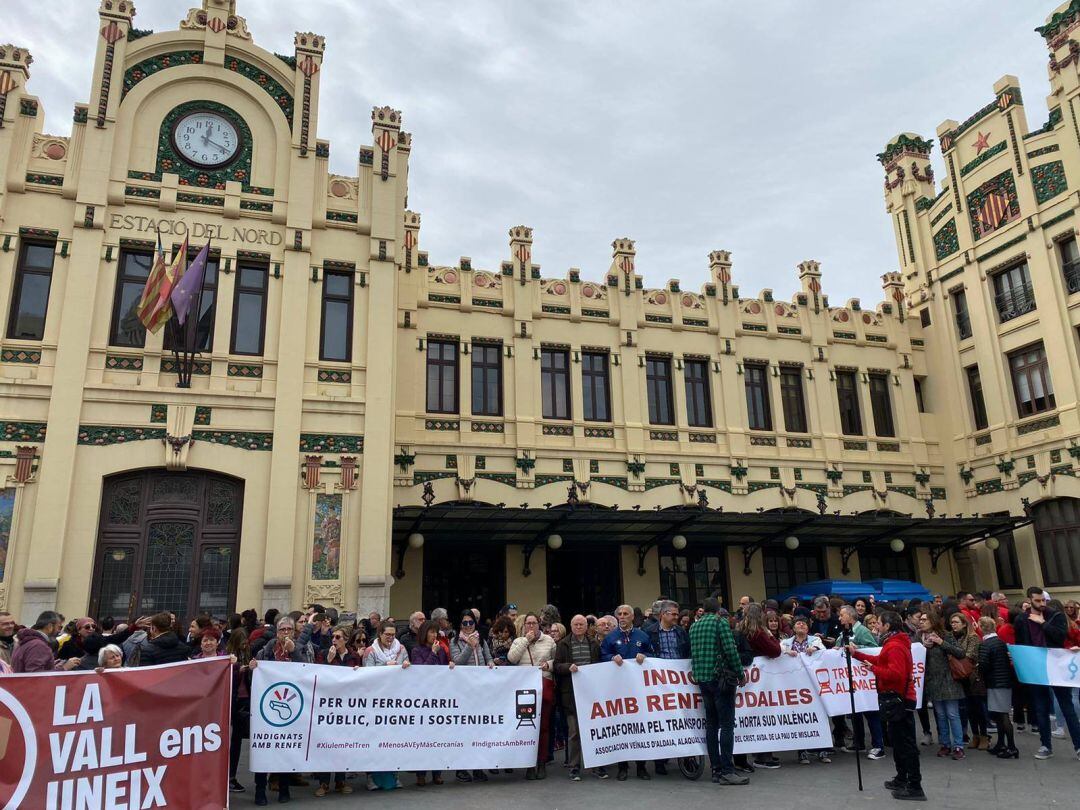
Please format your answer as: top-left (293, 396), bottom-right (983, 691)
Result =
top-left (88, 470), bottom-right (244, 623)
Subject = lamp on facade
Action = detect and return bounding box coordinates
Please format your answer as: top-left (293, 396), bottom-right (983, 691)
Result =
top-left (890, 538), bottom-right (906, 553)
top-left (408, 532), bottom-right (425, 549)
top-left (672, 534), bottom-right (687, 550)
top-left (547, 534), bottom-right (563, 550)
top-left (784, 535), bottom-right (800, 550)
top-left (985, 536), bottom-right (1000, 551)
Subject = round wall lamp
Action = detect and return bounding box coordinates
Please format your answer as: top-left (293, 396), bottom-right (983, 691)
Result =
top-left (672, 535), bottom-right (688, 550)
top-left (408, 532), bottom-right (425, 549)
top-left (547, 534), bottom-right (563, 550)
top-left (889, 538), bottom-right (906, 553)
top-left (784, 536), bottom-right (800, 550)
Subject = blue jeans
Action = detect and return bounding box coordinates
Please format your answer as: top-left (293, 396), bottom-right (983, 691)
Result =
top-left (1032, 685), bottom-right (1080, 751)
top-left (853, 710), bottom-right (884, 750)
top-left (699, 680), bottom-right (737, 775)
top-left (933, 699), bottom-right (963, 749)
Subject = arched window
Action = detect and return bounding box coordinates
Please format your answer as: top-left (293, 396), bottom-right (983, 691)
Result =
top-left (89, 470), bottom-right (244, 623)
top-left (1032, 498), bottom-right (1080, 587)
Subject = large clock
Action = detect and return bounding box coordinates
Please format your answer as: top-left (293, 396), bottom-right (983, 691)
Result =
top-left (171, 109), bottom-right (242, 169)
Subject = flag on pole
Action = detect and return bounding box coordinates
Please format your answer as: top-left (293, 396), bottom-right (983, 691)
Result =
top-left (136, 232), bottom-right (169, 331)
top-left (1008, 645), bottom-right (1080, 688)
top-left (145, 236), bottom-right (188, 333)
top-left (170, 240), bottom-right (210, 326)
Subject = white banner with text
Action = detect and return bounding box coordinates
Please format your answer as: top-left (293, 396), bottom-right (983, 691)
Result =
top-left (800, 645), bottom-right (927, 715)
top-left (572, 656), bottom-right (833, 768)
top-left (250, 662), bottom-right (542, 772)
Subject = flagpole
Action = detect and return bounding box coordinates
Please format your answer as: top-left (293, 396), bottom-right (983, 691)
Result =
top-left (182, 240), bottom-right (211, 387)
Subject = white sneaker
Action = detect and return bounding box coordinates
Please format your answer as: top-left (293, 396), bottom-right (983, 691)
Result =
top-left (366, 776), bottom-right (378, 792)
top-left (1015, 723), bottom-right (1026, 732)
top-left (1034, 746), bottom-right (1053, 760)
top-left (920, 733), bottom-right (933, 747)
top-left (867, 748), bottom-right (886, 760)
top-left (1052, 727), bottom-right (1067, 739)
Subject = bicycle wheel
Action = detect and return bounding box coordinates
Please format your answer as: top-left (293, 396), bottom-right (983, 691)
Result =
top-left (678, 755), bottom-right (704, 780)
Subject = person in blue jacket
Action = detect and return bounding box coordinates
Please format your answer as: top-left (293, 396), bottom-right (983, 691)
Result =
top-left (644, 600), bottom-right (691, 776)
top-left (601, 604), bottom-right (655, 781)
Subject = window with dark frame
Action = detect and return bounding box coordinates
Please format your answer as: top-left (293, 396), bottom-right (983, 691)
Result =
top-left (966, 365), bottom-right (988, 431)
top-left (470, 342), bottom-right (502, 416)
top-left (762, 547), bottom-right (822, 597)
top-left (109, 250), bottom-right (153, 348)
top-left (919, 308), bottom-right (931, 328)
top-left (914, 377), bottom-right (928, 413)
top-left (541, 347), bottom-right (571, 420)
top-left (744, 363), bottom-right (772, 431)
top-left (426, 339), bottom-right (459, 414)
top-left (646, 355), bottom-right (675, 425)
top-left (985, 512), bottom-right (1022, 590)
top-left (658, 547), bottom-right (728, 612)
top-left (7, 240), bottom-right (55, 341)
top-left (683, 358), bottom-right (712, 428)
top-left (858, 546), bottom-right (915, 581)
top-left (1059, 235), bottom-right (1080, 294)
top-left (164, 249), bottom-right (219, 353)
top-left (868, 373), bottom-right (895, 437)
top-left (992, 262), bottom-right (1036, 322)
top-left (952, 288), bottom-right (972, 340)
top-left (1032, 498), bottom-right (1080, 587)
top-left (835, 370), bottom-right (863, 435)
top-left (581, 351), bottom-right (611, 422)
top-left (319, 269), bottom-right (353, 362)
top-left (1008, 343), bottom-right (1055, 417)
top-left (230, 262), bottom-right (268, 356)
top-left (779, 366), bottom-right (808, 433)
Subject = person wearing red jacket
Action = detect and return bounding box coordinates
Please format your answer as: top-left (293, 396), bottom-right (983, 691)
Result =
top-left (851, 611), bottom-right (925, 803)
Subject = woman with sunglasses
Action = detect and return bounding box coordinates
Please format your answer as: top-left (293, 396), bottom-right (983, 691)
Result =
top-left (360, 621), bottom-right (408, 791)
top-left (312, 625), bottom-right (361, 797)
top-left (449, 611), bottom-right (494, 783)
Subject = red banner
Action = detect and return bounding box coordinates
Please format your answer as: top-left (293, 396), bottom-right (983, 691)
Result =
top-left (0, 658), bottom-right (231, 809)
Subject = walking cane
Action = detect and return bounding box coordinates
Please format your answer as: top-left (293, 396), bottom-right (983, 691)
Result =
top-left (842, 634), bottom-right (864, 791)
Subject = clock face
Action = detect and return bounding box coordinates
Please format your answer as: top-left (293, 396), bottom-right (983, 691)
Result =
top-left (171, 110), bottom-right (241, 168)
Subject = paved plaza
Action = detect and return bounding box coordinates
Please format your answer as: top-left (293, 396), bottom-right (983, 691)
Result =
top-left (232, 736), bottom-right (1079, 809)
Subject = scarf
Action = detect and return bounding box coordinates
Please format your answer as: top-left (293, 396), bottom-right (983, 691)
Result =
top-left (369, 637), bottom-right (403, 665)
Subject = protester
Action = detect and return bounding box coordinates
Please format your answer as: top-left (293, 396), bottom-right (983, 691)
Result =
top-left (781, 617), bottom-right (831, 765)
top-left (97, 643), bottom-right (123, 670)
top-left (690, 596), bottom-right (748, 786)
top-left (851, 611), bottom-right (925, 801)
top-left (1014, 586), bottom-right (1080, 759)
top-left (0, 611), bottom-right (15, 667)
top-left (488, 616), bottom-right (516, 666)
top-left (600, 604), bottom-right (655, 780)
top-left (739, 604), bottom-right (782, 769)
top-left (834, 605), bottom-right (886, 760)
top-left (13, 611), bottom-right (82, 672)
top-left (364, 620), bottom-right (409, 667)
top-left (976, 615), bottom-right (1016, 758)
top-left (919, 608), bottom-right (968, 759)
top-left (255, 616), bottom-right (313, 663)
top-left (225, 629), bottom-right (253, 793)
top-left (509, 612), bottom-right (557, 780)
top-left (450, 611), bottom-right (493, 783)
top-left (411, 620), bottom-right (453, 786)
top-left (809, 597), bottom-right (841, 648)
top-left (949, 611), bottom-right (988, 750)
top-left (57, 617), bottom-right (97, 660)
top-left (554, 614), bottom-right (606, 782)
top-left (400, 611), bottom-right (426, 653)
top-left (191, 626), bottom-right (226, 659)
top-left (324, 624), bottom-right (363, 667)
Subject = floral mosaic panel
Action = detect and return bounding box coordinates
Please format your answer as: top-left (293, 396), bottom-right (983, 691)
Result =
top-left (933, 219), bottom-right (959, 261)
top-left (312, 493), bottom-right (342, 580)
top-left (1031, 160), bottom-right (1068, 205)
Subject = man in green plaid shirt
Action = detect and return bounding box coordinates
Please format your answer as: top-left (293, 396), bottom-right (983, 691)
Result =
top-left (689, 597), bottom-right (749, 786)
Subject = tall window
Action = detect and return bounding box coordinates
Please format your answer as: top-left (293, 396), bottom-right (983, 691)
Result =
top-left (1008, 343), bottom-right (1055, 417)
top-left (164, 249), bottom-right (219, 353)
top-left (985, 513), bottom-right (1022, 590)
top-left (541, 347), bottom-right (571, 420)
top-left (230, 262), bottom-right (267, 355)
top-left (319, 269), bottom-right (353, 362)
top-left (914, 377), bottom-right (928, 413)
top-left (683, 359), bottom-right (712, 428)
top-left (835, 370), bottom-right (862, 435)
top-left (110, 250), bottom-right (153, 348)
top-left (952, 289), bottom-right (972, 340)
top-left (868, 373), bottom-right (895, 437)
top-left (992, 262), bottom-right (1035, 322)
top-left (858, 546), bottom-right (915, 581)
top-left (1059, 235), bottom-right (1080, 294)
top-left (7, 240), bottom-right (55, 341)
top-left (471, 342), bottom-right (502, 416)
top-left (1032, 498), bottom-right (1080, 587)
top-left (581, 351), bottom-right (611, 422)
top-left (646, 356), bottom-right (675, 425)
top-left (659, 547), bottom-right (728, 611)
top-left (426, 339), bottom-right (459, 413)
top-left (966, 365), bottom-right (988, 430)
top-left (762, 548), bottom-right (822, 598)
top-left (779, 366), bottom-right (808, 433)
top-left (744, 363), bottom-right (772, 431)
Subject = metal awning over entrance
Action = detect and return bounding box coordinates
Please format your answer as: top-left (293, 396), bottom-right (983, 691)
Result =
top-left (392, 504), bottom-right (1031, 578)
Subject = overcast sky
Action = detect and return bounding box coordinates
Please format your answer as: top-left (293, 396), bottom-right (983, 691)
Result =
top-left (13, 1), bottom-right (1055, 304)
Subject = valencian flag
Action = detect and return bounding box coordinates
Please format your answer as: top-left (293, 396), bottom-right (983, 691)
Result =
top-left (137, 235), bottom-right (188, 333)
top-left (170, 239), bottom-right (210, 328)
top-left (135, 231), bottom-right (168, 330)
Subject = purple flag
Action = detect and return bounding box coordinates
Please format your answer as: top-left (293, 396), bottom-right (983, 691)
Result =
top-left (170, 240), bottom-right (210, 326)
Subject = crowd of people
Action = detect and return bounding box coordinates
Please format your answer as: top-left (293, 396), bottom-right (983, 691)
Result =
top-left (1, 585), bottom-right (1078, 804)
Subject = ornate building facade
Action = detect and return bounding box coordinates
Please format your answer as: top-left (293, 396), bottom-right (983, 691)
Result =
top-left (0, 0), bottom-right (1076, 623)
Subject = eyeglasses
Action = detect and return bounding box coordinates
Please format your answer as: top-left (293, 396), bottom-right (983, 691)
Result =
top-left (381, 631), bottom-right (396, 638)
top-left (461, 620), bottom-right (475, 626)
top-left (332, 634), bottom-right (345, 640)
top-left (506, 604), bottom-right (517, 610)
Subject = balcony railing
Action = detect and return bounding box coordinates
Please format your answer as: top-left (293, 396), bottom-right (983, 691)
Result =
top-left (994, 283), bottom-right (1036, 322)
top-left (1063, 260), bottom-right (1080, 295)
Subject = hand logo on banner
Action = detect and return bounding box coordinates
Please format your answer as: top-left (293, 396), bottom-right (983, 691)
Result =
top-left (259, 683), bottom-right (305, 728)
top-left (0, 686), bottom-right (37, 809)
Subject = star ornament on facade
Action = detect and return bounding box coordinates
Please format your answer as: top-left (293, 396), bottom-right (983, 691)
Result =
top-left (972, 131), bottom-right (991, 154)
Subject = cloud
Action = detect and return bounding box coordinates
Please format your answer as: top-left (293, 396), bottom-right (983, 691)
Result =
top-left (13, 1), bottom-right (1051, 303)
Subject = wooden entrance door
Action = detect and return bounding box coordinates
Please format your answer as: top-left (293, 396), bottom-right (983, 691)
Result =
top-left (88, 470), bottom-right (243, 623)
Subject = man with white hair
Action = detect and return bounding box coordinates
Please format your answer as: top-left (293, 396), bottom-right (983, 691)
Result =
top-left (600, 605), bottom-right (654, 781)
top-left (400, 610), bottom-right (426, 653)
top-left (838, 605), bottom-right (884, 759)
